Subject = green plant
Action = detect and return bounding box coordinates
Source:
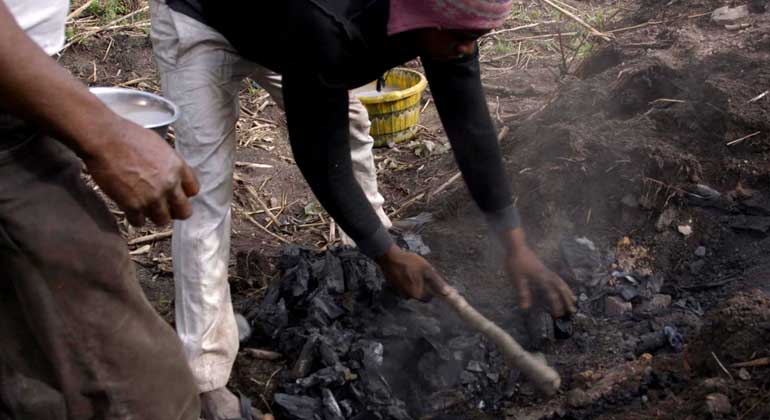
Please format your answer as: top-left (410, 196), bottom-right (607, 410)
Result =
top-left (86, 0), bottom-right (127, 23)
top-left (493, 40), bottom-right (515, 56)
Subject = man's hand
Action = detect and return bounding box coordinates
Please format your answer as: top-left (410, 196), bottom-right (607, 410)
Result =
top-left (0, 1), bottom-right (198, 227)
top-left (503, 228), bottom-right (577, 318)
top-left (375, 244), bottom-right (446, 301)
top-left (84, 119), bottom-right (199, 226)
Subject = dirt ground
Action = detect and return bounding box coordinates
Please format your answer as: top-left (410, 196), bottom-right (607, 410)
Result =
top-left (61, 0), bottom-right (770, 418)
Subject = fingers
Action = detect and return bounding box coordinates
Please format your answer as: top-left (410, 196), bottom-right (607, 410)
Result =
top-left (541, 273), bottom-right (577, 318)
top-left (180, 163), bottom-right (199, 197)
top-left (168, 184), bottom-right (193, 220)
top-left (513, 274), bottom-right (532, 310)
top-left (146, 198), bottom-right (171, 226)
top-left (554, 274), bottom-right (578, 314)
top-left (125, 209), bottom-right (146, 227)
top-left (543, 280), bottom-right (565, 317)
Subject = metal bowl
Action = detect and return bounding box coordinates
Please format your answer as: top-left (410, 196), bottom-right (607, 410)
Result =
top-left (89, 87), bottom-right (179, 138)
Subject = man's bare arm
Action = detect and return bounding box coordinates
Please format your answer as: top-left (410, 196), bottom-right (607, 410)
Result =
top-left (0, 2), bottom-right (198, 226)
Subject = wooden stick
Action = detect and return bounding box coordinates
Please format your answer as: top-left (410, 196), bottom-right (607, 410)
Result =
top-left (243, 213), bottom-right (291, 244)
top-left (128, 230), bottom-right (172, 246)
top-left (551, 0), bottom-right (579, 12)
top-left (747, 90), bottom-right (768, 103)
top-left (730, 357), bottom-right (770, 368)
top-left (67, 0), bottom-right (95, 22)
top-left (484, 22), bottom-right (544, 38)
top-left (388, 191), bottom-right (426, 217)
top-left (726, 131), bottom-right (761, 146)
top-left (712, 352), bottom-right (734, 380)
top-left (118, 76), bottom-right (152, 87)
top-left (427, 172), bottom-right (462, 203)
top-left (510, 32), bottom-right (579, 42)
top-left (540, 0), bottom-right (612, 41)
top-left (254, 192), bottom-right (281, 228)
top-left (609, 20), bottom-right (663, 34)
top-left (244, 348), bottom-right (283, 361)
top-left (236, 161), bottom-right (273, 169)
top-left (431, 279), bottom-right (561, 395)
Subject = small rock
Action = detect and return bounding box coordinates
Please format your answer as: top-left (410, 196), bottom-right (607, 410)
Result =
top-left (690, 259), bottom-right (706, 274)
top-left (606, 295), bottom-right (633, 317)
top-left (618, 285), bottom-right (640, 301)
top-left (466, 360), bottom-right (484, 373)
top-left (656, 207), bottom-right (678, 231)
top-left (704, 393), bottom-right (732, 416)
top-left (579, 293), bottom-right (589, 302)
top-left (634, 294), bottom-right (672, 316)
top-left (460, 371), bottom-right (477, 384)
top-left (695, 246), bottom-right (707, 257)
top-left (688, 184), bottom-right (722, 201)
top-left (712, 5), bottom-right (750, 22)
top-left (737, 368), bottom-right (752, 381)
top-left (701, 377), bottom-right (728, 394)
top-left (235, 313), bottom-right (252, 342)
top-left (573, 370), bottom-right (600, 387)
top-left (663, 325), bottom-right (684, 351)
top-left (554, 317), bottom-right (573, 339)
top-left (526, 310), bottom-right (555, 350)
top-left (678, 225), bottom-right (693, 236)
top-left (486, 373), bottom-right (500, 383)
top-left (621, 194), bottom-right (639, 209)
top-left (567, 388), bottom-right (592, 408)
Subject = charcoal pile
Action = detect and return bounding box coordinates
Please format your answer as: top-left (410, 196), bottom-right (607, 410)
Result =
top-left (240, 246), bottom-right (511, 420)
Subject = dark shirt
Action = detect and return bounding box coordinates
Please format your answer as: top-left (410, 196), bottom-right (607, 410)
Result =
top-left (165, 0), bottom-right (519, 257)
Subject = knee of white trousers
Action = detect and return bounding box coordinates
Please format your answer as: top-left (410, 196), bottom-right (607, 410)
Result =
top-left (348, 96), bottom-right (373, 148)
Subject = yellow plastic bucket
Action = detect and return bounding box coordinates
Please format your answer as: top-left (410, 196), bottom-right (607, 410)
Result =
top-left (353, 68), bottom-right (428, 147)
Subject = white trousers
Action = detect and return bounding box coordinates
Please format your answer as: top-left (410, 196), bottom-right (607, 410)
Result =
top-left (149, 0), bottom-right (391, 392)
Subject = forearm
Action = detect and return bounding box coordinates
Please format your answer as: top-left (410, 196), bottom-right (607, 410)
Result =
top-left (0, 2), bottom-right (120, 158)
top-left (283, 75), bottom-right (394, 257)
top-left (423, 52), bottom-right (519, 235)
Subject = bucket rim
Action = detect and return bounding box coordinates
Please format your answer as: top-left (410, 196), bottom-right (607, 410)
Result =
top-left (356, 68), bottom-right (427, 105)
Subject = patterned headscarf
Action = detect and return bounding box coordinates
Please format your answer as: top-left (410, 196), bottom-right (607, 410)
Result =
top-left (388, 0), bottom-right (513, 35)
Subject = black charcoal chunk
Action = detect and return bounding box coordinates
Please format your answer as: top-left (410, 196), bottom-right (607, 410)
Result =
top-left (274, 393), bottom-right (321, 420)
top-left (321, 388), bottom-right (345, 420)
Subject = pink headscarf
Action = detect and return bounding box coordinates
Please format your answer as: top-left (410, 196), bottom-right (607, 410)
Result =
top-left (388, 0), bottom-right (513, 35)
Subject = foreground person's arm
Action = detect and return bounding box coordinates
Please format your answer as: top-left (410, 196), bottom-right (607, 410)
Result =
top-left (423, 51), bottom-right (576, 317)
top-left (0, 2), bottom-right (198, 226)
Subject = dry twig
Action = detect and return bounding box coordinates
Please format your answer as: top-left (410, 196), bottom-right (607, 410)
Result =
top-left (243, 212), bottom-right (291, 244)
top-left (730, 357), bottom-right (770, 368)
top-left (128, 230), bottom-right (172, 246)
top-left (726, 131), bottom-right (761, 146)
top-left (62, 5), bottom-right (149, 52)
top-left (712, 352), bottom-right (735, 380)
top-left (244, 348), bottom-right (283, 361)
top-left (540, 0), bottom-right (612, 41)
top-left (67, 0), bottom-right (95, 22)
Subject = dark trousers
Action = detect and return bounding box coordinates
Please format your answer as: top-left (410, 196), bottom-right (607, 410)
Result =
top-left (0, 125), bottom-right (200, 419)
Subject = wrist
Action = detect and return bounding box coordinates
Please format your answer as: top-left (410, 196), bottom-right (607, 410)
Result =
top-left (501, 228), bottom-right (528, 256)
top-left (76, 112), bottom-right (128, 162)
top-left (375, 243), bottom-right (402, 266)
